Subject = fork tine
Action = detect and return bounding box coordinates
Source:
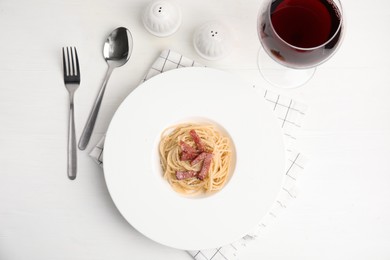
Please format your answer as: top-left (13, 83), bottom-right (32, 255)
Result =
top-left (74, 47), bottom-right (80, 77)
top-left (66, 47), bottom-right (71, 76)
top-left (62, 47), bottom-right (67, 78)
top-left (70, 47), bottom-right (75, 76)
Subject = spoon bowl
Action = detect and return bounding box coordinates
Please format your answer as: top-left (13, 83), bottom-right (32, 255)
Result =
top-left (103, 27), bottom-right (133, 67)
top-left (78, 27), bottom-right (133, 150)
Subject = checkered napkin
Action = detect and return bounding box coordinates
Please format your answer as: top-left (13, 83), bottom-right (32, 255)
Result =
top-left (90, 50), bottom-right (307, 259)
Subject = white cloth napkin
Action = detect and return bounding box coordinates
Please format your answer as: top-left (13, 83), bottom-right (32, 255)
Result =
top-left (89, 50), bottom-right (307, 259)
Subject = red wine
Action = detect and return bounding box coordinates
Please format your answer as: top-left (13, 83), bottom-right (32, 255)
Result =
top-left (259, 0), bottom-right (343, 68)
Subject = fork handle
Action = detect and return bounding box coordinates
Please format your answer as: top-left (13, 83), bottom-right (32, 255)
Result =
top-left (68, 92), bottom-right (77, 180)
top-left (78, 66), bottom-right (114, 150)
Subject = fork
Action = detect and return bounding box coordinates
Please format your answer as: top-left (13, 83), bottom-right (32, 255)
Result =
top-left (62, 46), bottom-right (80, 180)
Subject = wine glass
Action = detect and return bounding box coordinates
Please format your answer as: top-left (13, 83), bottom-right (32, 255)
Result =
top-left (257, 0), bottom-right (344, 88)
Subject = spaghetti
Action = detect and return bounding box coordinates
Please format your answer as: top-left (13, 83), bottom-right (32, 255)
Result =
top-left (159, 123), bottom-right (232, 195)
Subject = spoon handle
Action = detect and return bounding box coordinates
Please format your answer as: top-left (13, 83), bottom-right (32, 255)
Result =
top-left (78, 66), bottom-right (114, 150)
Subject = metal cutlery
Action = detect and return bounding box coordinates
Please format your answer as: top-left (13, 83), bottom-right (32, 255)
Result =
top-left (62, 46), bottom-right (80, 180)
top-left (78, 27), bottom-right (133, 150)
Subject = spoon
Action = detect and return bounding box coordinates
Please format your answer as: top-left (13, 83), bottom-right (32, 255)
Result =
top-left (78, 27), bottom-right (133, 150)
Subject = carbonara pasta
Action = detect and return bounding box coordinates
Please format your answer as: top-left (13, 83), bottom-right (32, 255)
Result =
top-left (159, 123), bottom-right (232, 195)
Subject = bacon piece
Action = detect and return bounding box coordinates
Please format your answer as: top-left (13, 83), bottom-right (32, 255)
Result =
top-left (179, 141), bottom-right (199, 161)
top-left (180, 152), bottom-right (198, 161)
top-left (175, 170), bottom-right (198, 180)
top-left (179, 141), bottom-right (197, 154)
top-left (197, 153), bottom-right (213, 180)
top-left (191, 152), bottom-right (207, 166)
top-left (189, 130), bottom-right (205, 152)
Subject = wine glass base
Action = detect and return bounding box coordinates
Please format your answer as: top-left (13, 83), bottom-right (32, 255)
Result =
top-left (257, 47), bottom-right (316, 89)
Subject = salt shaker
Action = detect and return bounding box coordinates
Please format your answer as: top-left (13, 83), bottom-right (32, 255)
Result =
top-left (193, 21), bottom-right (234, 60)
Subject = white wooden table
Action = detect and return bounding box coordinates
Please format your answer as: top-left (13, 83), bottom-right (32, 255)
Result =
top-left (1, 0), bottom-right (389, 259)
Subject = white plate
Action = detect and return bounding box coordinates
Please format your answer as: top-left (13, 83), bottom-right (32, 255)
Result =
top-left (104, 68), bottom-right (285, 250)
